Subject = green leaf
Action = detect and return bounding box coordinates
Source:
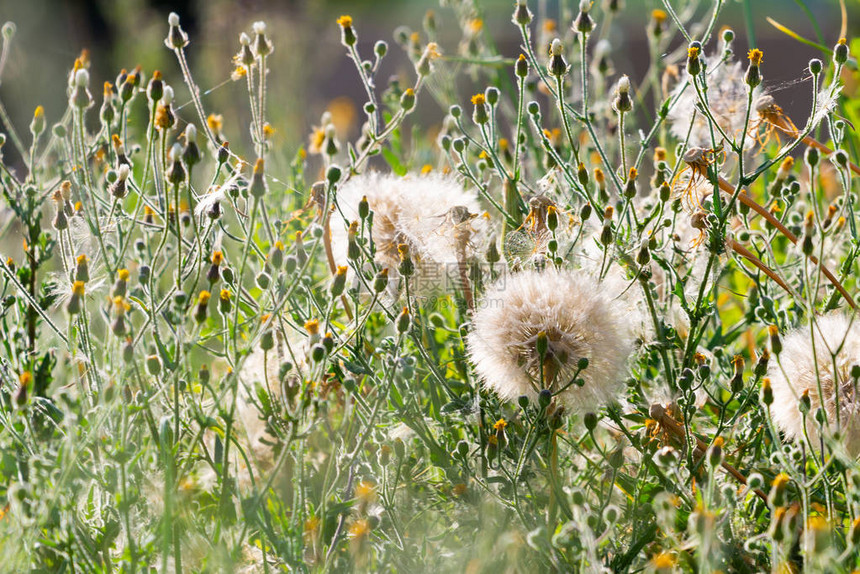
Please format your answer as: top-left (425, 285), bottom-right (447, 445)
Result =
top-left (766, 17), bottom-right (831, 55)
top-left (382, 147), bottom-right (407, 176)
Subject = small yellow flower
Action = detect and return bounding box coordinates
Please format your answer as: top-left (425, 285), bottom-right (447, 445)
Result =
top-left (348, 519), bottom-right (369, 539)
top-left (772, 472), bottom-right (790, 489)
top-left (198, 290), bottom-right (211, 304)
top-left (652, 551), bottom-right (676, 569)
top-left (72, 281), bottom-right (86, 296)
top-left (687, 45), bottom-right (700, 59)
top-left (117, 269), bottom-right (130, 281)
top-left (211, 251), bottom-right (223, 265)
top-left (355, 480), bottom-right (376, 502)
top-left (19, 371), bottom-right (32, 386)
top-left (651, 9), bottom-right (667, 24)
top-left (471, 93), bottom-right (486, 106)
top-left (305, 319), bottom-right (320, 335)
top-left (219, 288), bottom-right (231, 301)
top-left (747, 48), bottom-right (763, 66)
top-left (207, 114), bottom-right (223, 134)
top-left (493, 418), bottom-right (507, 432)
top-left (336, 15), bottom-right (353, 28)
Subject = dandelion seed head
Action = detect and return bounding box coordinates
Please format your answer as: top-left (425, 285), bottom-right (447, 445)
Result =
top-left (239, 32), bottom-right (250, 46)
top-left (769, 314), bottom-right (860, 453)
top-left (331, 171), bottom-right (485, 295)
top-left (467, 268), bottom-right (633, 414)
top-left (668, 54), bottom-right (763, 149)
top-left (550, 38), bottom-right (563, 57)
top-left (253, 21), bottom-right (267, 35)
top-left (168, 12), bottom-right (180, 26)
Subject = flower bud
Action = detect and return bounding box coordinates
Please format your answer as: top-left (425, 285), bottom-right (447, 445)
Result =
top-left (613, 75), bottom-right (633, 113)
top-left (165, 12), bottom-right (189, 49)
top-left (549, 39), bottom-right (568, 77)
top-left (471, 93), bottom-right (488, 124)
top-left (768, 325), bottom-right (782, 355)
top-left (337, 15), bottom-right (356, 47)
top-left (515, 53), bottom-right (529, 78)
top-left (400, 88), bottom-right (416, 111)
top-left (761, 377), bottom-right (774, 406)
top-left (250, 158), bottom-right (267, 198)
top-left (513, 0), bottom-right (533, 26)
top-left (834, 38), bottom-right (849, 65)
top-left (686, 42), bottom-right (702, 76)
top-left (744, 49), bottom-right (763, 88)
top-left (573, 0), bottom-right (594, 34)
top-left (373, 268), bottom-right (389, 293)
top-left (396, 306), bottom-right (411, 334)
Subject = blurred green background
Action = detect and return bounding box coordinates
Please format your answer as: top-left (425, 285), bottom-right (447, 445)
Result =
top-left (0, 0), bottom-right (856, 166)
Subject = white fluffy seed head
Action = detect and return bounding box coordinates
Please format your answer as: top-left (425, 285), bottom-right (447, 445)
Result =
top-left (768, 314), bottom-right (860, 454)
top-left (330, 171), bottom-right (486, 297)
top-left (185, 123), bottom-right (197, 140)
top-left (170, 142), bottom-right (182, 161)
top-left (617, 75), bottom-right (630, 93)
top-left (579, 0), bottom-right (591, 12)
top-left (550, 38), bottom-right (563, 57)
top-left (239, 32), bottom-right (250, 46)
top-left (74, 68), bottom-right (89, 88)
top-left (117, 164), bottom-right (130, 180)
top-left (168, 12), bottom-right (180, 26)
top-left (668, 54), bottom-right (764, 149)
top-left (467, 268), bottom-right (633, 415)
top-left (162, 85), bottom-right (174, 104)
top-left (253, 21), bottom-right (267, 35)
